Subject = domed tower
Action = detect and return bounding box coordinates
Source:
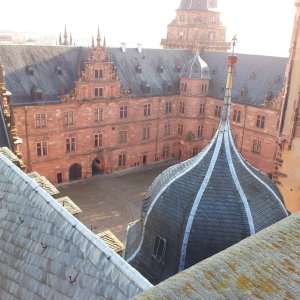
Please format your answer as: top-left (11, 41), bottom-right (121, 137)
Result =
top-left (161, 0), bottom-right (229, 52)
top-left (125, 38), bottom-right (288, 284)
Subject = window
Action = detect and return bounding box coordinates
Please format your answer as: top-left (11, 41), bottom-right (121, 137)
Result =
top-left (192, 147), bottom-right (198, 157)
top-left (95, 108), bottom-right (103, 122)
top-left (178, 124), bottom-right (184, 135)
top-left (143, 127), bottom-right (150, 140)
top-left (95, 69), bottom-right (103, 78)
top-left (252, 140), bottom-right (261, 154)
top-left (64, 111), bottom-right (74, 125)
top-left (240, 89), bottom-right (248, 97)
top-left (136, 65), bottom-right (142, 73)
top-left (199, 103), bottom-right (205, 115)
top-left (179, 102), bottom-right (185, 114)
top-left (233, 110), bottom-right (241, 123)
top-left (119, 154), bottom-right (126, 167)
top-left (233, 134), bottom-right (238, 145)
top-left (37, 142), bottom-right (47, 157)
top-left (144, 104), bottom-right (151, 117)
top-left (181, 83), bottom-right (187, 92)
top-left (215, 105), bottom-right (222, 118)
top-left (152, 235), bottom-right (167, 262)
top-left (164, 123), bottom-right (171, 136)
top-left (167, 84), bottom-right (172, 93)
top-left (201, 84), bottom-right (208, 93)
top-left (158, 65), bottom-right (164, 73)
top-left (256, 115), bottom-right (265, 129)
top-left (94, 87), bottom-right (103, 97)
top-left (94, 133), bottom-right (103, 147)
top-left (162, 145), bottom-right (170, 158)
top-left (35, 113), bottom-right (46, 128)
top-left (66, 137), bottom-right (76, 152)
top-left (198, 125), bottom-right (204, 138)
top-left (119, 130), bottom-right (127, 144)
top-left (165, 102), bottom-right (172, 114)
top-left (120, 106), bottom-right (128, 119)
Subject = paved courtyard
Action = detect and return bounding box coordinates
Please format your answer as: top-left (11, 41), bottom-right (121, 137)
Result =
top-left (58, 160), bottom-right (177, 243)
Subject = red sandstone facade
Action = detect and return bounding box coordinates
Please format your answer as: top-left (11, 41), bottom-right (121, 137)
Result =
top-left (12, 40), bottom-right (281, 184)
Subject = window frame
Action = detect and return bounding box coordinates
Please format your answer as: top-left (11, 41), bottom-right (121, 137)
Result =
top-left (152, 235), bottom-right (167, 263)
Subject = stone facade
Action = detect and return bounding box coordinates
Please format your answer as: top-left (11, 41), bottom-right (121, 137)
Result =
top-left (161, 0), bottom-right (230, 52)
top-left (12, 41), bottom-right (281, 184)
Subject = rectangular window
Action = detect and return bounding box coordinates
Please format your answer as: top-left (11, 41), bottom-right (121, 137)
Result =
top-left (35, 113), bottom-right (46, 128)
top-left (64, 111), bottom-right (74, 125)
top-left (37, 141), bottom-right (47, 156)
top-left (152, 235), bottom-right (167, 262)
top-left (144, 104), bottom-right (151, 117)
top-left (198, 125), bottom-right (204, 138)
top-left (120, 106), bottom-right (128, 119)
top-left (181, 83), bottom-right (187, 92)
top-left (178, 124), bottom-right (184, 135)
top-left (94, 108), bottom-right (103, 122)
top-left (233, 134), bottom-right (238, 145)
top-left (94, 133), bottom-right (103, 147)
top-left (94, 87), bottom-right (103, 97)
top-left (165, 102), bottom-right (172, 114)
top-left (233, 110), bottom-right (241, 123)
top-left (252, 140), bottom-right (261, 154)
top-left (256, 115), bottom-right (265, 129)
top-left (192, 147), bottom-right (198, 157)
top-left (179, 102), bottom-right (185, 114)
top-left (143, 127), bottom-right (150, 140)
top-left (199, 103), bottom-right (205, 115)
top-left (215, 105), bottom-right (222, 118)
top-left (119, 154), bottom-right (126, 167)
top-left (164, 123), bottom-right (171, 136)
top-left (162, 145), bottom-right (170, 158)
top-left (119, 130), bottom-right (127, 144)
top-left (95, 69), bottom-right (103, 78)
top-left (66, 137), bottom-right (76, 152)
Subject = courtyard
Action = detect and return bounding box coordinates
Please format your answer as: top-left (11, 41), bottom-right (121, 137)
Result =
top-left (58, 160), bottom-right (177, 242)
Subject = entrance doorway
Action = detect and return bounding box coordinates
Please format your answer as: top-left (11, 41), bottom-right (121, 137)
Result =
top-left (57, 173), bottom-right (63, 184)
top-left (142, 155), bottom-right (147, 165)
top-left (69, 163), bottom-right (82, 181)
top-left (92, 158), bottom-right (103, 175)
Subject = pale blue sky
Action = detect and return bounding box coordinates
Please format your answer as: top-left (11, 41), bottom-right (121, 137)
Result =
top-left (1, 0), bottom-right (295, 57)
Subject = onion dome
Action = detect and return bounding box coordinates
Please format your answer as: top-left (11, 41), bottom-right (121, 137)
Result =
top-left (181, 52), bottom-right (210, 80)
top-left (126, 47), bottom-right (288, 285)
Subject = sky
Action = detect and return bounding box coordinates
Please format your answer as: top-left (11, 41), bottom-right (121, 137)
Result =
top-left (1, 0), bottom-right (295, 57)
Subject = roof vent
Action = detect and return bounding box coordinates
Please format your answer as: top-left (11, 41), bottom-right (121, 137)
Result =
top-left (137, 43), bottom-right (142, 54)
top-left (26, 66), bottom-right (34, 76)
top-left (136, 65), bottom-right (142, 74)
top-left (158, 64), bottom-right (164, 73)
top-left (121, 43), bottom-right (126, 53)
top-left (56, 67), bottom-right (63, 76)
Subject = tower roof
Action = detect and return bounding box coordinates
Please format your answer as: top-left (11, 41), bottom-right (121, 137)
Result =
top-left (178, 0), bottom-right (217, 11)
top-left (181, 52), bottom-right (210, 79)
top-left (126, 46), bottom-right (288, 284)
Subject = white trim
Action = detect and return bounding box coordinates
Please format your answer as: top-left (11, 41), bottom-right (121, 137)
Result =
top-left (228, 132), bottom-right (288, 216)
top-left (127, 129), bottom-right (219, 263)
top-left (179, 129), bottom-right (224, 271)
top-left (224, 128), bottom-right (255, 235)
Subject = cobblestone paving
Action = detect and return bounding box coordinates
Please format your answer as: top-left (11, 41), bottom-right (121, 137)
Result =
top-left (58, 160), bottom-right (177, 243)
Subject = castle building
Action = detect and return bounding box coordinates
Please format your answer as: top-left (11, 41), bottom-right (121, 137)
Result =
top-left (125, 48), bottom-right (288, 284)
top-left (161, 0), bottom-right (230, 52)
top-left (0, 1), bottom-right (288, 185)
top-left (273, 0), bottom-right (300, 213)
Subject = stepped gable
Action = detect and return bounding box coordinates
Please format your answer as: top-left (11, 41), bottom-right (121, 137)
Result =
top-left (125, 52), bottom-right (288, 285)
top-left (0, 153), bottom-right (152, 299)
top-left (0, 45), bottom-right (89, 104)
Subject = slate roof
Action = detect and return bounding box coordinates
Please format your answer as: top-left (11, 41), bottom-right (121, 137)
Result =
top-left (0, 101), bottom-right (10, 148)
top-left (0, 45), bottom-right (89, 105)
top-left (178, 0), bottom-right (217, 10)
top-left (125, 55), bottom-right (288, 285)
top-left (0, 153), bottom-right (152, 299)
top-left (132, 211), bottom-right (300, 300)
top-left (0, 45), bottom-right (287, 108)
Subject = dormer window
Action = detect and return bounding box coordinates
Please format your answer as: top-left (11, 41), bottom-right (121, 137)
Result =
top-left (212, 69), bottom-right (217, 75)
top-left (240, 88), bottom-right (248, 97)
top-left (136, 65), bottom-right (142, 74)
top-left (141, 82), bottom-right (150, 94)
top-left (176, 66), bottom-right (182, 73)
top-left (274, 75), bottom-right (281, 84)
top-left (26, 66), bottom-right (34, 76)
top-left (56, 67), bottom-right (63, 76)
top-left (152, 235), bottom-right (166, 263)
top-left (95, 69), bottom-right (103, 78)
top-left (249, 72), bottom-right (256, 79)
top-left (158, 65), bottom-right (164, 73)
top-left (32, 87), bottom-right (43, 101)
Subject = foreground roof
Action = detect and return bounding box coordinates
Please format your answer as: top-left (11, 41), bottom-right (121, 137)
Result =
top-left (132, 211), bottom-right (300, 300)
top-left (0, 153), bottom-right (151, 299)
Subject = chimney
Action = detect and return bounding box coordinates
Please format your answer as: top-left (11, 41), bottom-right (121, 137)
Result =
top-left (121, 42), bottom-right (126, 53)
top-left (137, 43), bottom-right (142, 54)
